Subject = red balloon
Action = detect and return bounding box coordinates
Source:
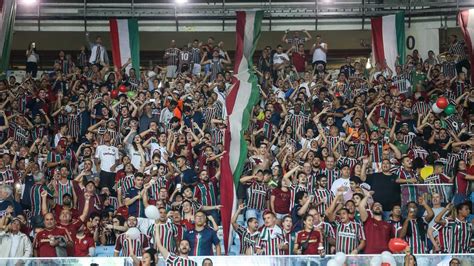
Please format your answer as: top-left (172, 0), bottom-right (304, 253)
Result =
top-left (436, 97), bottom-right (448, 109)
top-left (388, 238), bottom-right (408, 253)
top-left (381, 263), bottom-right (391, 266)
top-left (335, 92), bottom-right (341, 97)
top-left (110, 90), bottom-right (119, 99)
top-left (118, 85), bottom-right (127, 93)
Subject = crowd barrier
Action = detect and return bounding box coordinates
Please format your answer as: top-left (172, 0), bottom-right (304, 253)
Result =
top-left (1, 254), bottom-right (473, 266)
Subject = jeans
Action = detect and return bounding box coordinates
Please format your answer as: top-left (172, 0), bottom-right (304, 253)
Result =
top-left (246, 208), bottom-right (264, 226)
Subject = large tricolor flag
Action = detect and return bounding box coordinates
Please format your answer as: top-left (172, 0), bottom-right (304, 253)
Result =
top-left (220, 10), bottom-right (263, 254)
top-left (109, 19), bottom-right (140, 76)
top-left (371, 12), bottom-right (405, 71)
top-left (458, 9), bottom-right (474, 79)
top-left (0, 0), bottom-right (17, 77)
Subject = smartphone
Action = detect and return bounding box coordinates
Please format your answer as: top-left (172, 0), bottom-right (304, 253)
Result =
top-left (149, 99), bottom-right (156, 103)
top-left (32, 42), bottom-right (36, 48)
top-left (176, 183), bottom-right (182, 192)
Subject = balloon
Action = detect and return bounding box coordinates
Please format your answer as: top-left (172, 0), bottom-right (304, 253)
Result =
top-left (127, 91), bottom-right (137, 98)
top-left (145, 205), bottom-right (160, 220)
top-left (126, 227), bottom-right (141, 240)
top-left (118, 85), bottom-right (128, 93)
top-left (420, 166), bottom-right (434, 180)
top-left (334, 252), bottom-right (346, 265)
top-left (431, 103), bottom-right (443, 114)
top-left (327, 259), bottom-right (338, 266)
top-left (110, 90), bottom-right (119, 99)
top-left (381, 251), bottom-right (396, 266)
top-left (370, 256), bottom-right (382, 266)
top-left (444, 104), bottom-right (456, 115)
top-left (388, 238), bottom-right (409, 253)
top-left (436, 97), bottom-right (448, 109)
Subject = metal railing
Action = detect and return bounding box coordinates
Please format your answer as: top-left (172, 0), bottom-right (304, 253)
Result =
top-left (2, 254), bottom-right (472, 265)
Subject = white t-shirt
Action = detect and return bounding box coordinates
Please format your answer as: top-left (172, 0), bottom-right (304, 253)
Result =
top-left (330, 177), bottom-right (351, 197)
top-left (95, 145), bottom-right (119, 172)
top-left (150, 142), bottom-right (169, 164)
top-left (312, 43), bottom-right (327, 63)
top-left (273, 52), bottom-right (289, 65)
top-left (127, 145), bottom-right (144, 170)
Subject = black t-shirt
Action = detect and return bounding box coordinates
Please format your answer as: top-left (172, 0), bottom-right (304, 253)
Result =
top-left (366, 172), bottom-right (401, 211)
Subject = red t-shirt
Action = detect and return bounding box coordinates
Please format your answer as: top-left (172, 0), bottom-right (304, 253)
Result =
top-left (271, 188), bottom-right (291, 214)
top-left (74, 235), bottom-right (95, 257)
top-left (295, 229), bottom-right (322, 255)
top-left (455, 171), bottom-right (469, 195)
top-left (363, 215), bottom-right (394, 254)
top-left (34, 227), bottom-right (70, 257)
top-left (58, 220), bottom-right (83, 256)
top-left (292, 52), bottom-right (307, 72)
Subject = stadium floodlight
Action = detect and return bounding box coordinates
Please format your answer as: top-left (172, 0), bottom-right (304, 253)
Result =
top-left (20, 0), bottom-right (38, 5)
top-left (176, 0), bottom-right (189, 5)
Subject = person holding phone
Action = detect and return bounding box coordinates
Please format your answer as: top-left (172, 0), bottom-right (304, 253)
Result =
top-left (26, 42), bottom-right (39, 78)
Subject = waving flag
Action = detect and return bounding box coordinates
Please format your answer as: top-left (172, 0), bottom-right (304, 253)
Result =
top-left (109, 18), bottom-right (140, 76)
top-left (0, 0), bottom-right (17, 77)
top-left (220, 10), bottom-right (263, 254)
top-left (371, 12), bottom-right (405, 71)
top-left (458, 9), bottom-right (474, 79)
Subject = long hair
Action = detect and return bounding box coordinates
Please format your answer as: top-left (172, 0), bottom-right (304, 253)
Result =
top-left (28, 42), bottom-right (36, 53)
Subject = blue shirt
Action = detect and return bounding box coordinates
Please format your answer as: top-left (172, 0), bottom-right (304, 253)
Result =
top-left (184, 226), bottom-right (219, 256)
top-left (125, 186), bottom-right (145, 218)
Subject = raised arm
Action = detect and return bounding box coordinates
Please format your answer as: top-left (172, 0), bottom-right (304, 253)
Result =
top-left (357, 193), bottom-right (370, 222)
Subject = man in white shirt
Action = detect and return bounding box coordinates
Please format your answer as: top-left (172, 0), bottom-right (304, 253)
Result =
top-left (86, 33), bottom-right (109, 66)
top-left (330, 164), bottom-right (352, 201)
top-left (311, 35), bottom-right (328, 71)
top-left (0, 217), bottom-right (33, 260)
top-left (160, 100), bottom-right (177, 129)
top-left (94, 132), bottom-right (119, 192)
top-left (272, 45), bottom-right (290, 72)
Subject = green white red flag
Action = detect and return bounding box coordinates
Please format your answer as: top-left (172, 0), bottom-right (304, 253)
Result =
top-left (371, 12), bottom-right (405, 71)
top-left (220, 10), bottom-right (263, 254)
top-left (109, 18), bottom-right (141, 76)
top-left (0, 0), bottom-right (17, 77)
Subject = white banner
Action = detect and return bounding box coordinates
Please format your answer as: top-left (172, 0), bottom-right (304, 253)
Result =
top-left (406, 24), bottom-right (440, 61)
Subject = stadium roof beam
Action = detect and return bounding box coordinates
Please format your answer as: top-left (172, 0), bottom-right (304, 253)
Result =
top-left (16, 1), bottom-right (474, 21)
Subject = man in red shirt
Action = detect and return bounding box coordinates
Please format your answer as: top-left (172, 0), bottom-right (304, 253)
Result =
top-left (294, 214), bottom-right (323, 255)
top-left (33, 212), bottom-right (72, 257)
top-left (290, 43), bottom-right (308, 75)
top-left (358, 194), bottom-right (394, 254)
top-left (270, 180), bottom-right (291, 220)
top-left (74, 225), bottom-right (96, 257)
top-left (42, 191), bottom-right (91, 255)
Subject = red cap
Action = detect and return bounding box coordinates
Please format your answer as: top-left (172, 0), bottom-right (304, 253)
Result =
top-left (57, 140), bottom-right (66, 148)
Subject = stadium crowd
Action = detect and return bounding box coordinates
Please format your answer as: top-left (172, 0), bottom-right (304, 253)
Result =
top-left (0, 29), bottom-right (473, 266)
